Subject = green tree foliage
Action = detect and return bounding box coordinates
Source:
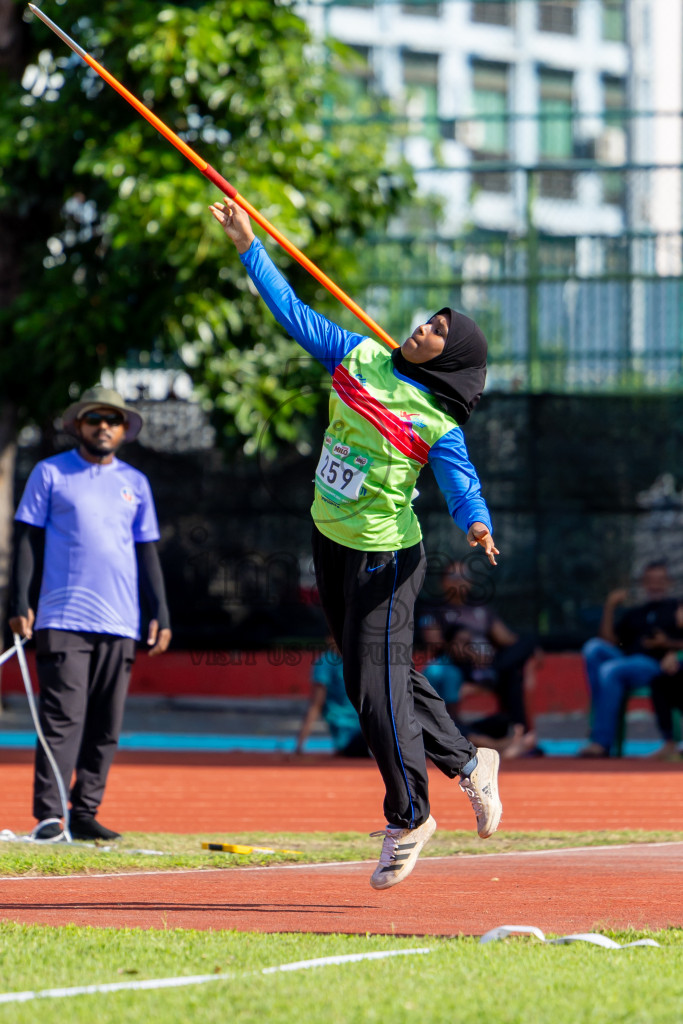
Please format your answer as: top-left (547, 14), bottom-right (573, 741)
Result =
top-left (0, 0), bottom-right (415, 453)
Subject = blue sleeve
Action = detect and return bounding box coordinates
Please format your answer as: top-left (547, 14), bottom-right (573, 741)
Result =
top-left (240, 238), bottom-right (365, 374)
top-left (15, 462), bottom-right (52, 528)
top-left (428, 427), bottom-right (493, 536)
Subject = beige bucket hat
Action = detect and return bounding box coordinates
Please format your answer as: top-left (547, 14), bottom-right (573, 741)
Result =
top-left (61, 386), bottom-right (143, 442)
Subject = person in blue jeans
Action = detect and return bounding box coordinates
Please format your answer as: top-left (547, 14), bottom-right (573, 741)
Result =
top-left (579, 561), bottom-right (683, 757)
top-left (295, 643), bottom-right (370, 757)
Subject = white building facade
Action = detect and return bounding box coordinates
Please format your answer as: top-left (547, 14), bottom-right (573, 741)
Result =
top-left (298, 1), bottom-right (682, 390)
top-left (300, 1), bottom-right (681, 245)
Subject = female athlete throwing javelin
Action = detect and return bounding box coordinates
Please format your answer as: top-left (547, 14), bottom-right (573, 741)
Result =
top-left (210, 198), bottom-right (502, 890)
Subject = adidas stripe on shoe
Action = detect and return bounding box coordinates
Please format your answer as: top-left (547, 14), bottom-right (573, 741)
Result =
top-left (369, 814), bottom-right (437, 890)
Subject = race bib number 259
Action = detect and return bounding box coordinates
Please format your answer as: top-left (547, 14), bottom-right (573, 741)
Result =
top-left (314, 435), bottom-right (373, 504)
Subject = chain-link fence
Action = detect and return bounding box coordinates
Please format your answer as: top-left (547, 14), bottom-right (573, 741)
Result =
top-left (15, 387), bottom-right (683, 650)
top-left (346, 163), bottom-right (683, 393)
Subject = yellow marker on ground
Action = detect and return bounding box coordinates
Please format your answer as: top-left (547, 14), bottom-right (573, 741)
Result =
top-left (202, 842), bottom-right (303, 855)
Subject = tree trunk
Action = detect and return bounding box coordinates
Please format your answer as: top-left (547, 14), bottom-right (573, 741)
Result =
top-left (0, 403), bottom-right (17, 710)
top-left (0, 0), bottom-right (27, 706)
top-left (0, 0), bottom-right (26, 304)
top-left (0, 402), bottom-right (17, 605)
top-left (0, 0), bottom-right (27, 76)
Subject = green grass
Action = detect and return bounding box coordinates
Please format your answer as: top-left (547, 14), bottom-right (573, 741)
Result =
top-left (0, 924), bottom-right (681, 1024)
top-left (0, 828), bottom-right (682, 876)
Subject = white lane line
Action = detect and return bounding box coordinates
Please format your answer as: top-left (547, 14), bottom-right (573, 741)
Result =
top-left (230, 840), bottom-right (683, 871)
top-left (0, 948), bottom-right (431, 1005)
top-left (1, 840), bottom-right (682, 883)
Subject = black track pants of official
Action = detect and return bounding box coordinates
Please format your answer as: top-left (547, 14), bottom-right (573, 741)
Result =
top-left (33, 629), bottom-right (136, 821)
top-left (312, 527), bottom-right (476, 830)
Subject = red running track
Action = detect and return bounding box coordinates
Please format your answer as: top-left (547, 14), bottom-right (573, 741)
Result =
top-left (2, 756), bottom-right (682, 834)
top-left (0, 844), bottom-right (681, 936)
top-left (1, 757), bottom-right (682, 935)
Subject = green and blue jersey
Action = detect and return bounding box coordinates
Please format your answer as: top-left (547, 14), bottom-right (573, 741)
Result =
top-left (240, 239), bottom-right (492, 551)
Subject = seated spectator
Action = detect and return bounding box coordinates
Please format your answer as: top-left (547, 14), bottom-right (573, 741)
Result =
top-left (295, 643), bottom-right (370, 758)
top-left (579, 561), bottom-right (683, 758)
top-left (649, 652), bottom-right (683, 761)
top-left (424, 624), bottom-right (539, 758)
top-left (420, 560), bottom-right (539, 758)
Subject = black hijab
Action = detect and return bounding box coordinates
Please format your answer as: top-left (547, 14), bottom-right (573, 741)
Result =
top-left (391, 307), bottom-right (488, 425)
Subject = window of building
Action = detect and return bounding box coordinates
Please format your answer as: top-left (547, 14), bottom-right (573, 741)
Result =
top-left (330, 44), bottom-right (376, 120)
top-left (601, 75), bottom-right (627, 203)
top-left (346, 43), bottom-right (374, 90)
top-left (403, 51), bottom-right (440, 144)
top-left (471, 2), bottom-right (515, 26)
top-left (538, 1), bottom-right (577, 34)
top-left (538, 69), bottom-right (575, 198)
top-left (470, 62), bottom-right (510, 192)
top-left (539, 69), bottom-right (573, 158)
top-left (602, 0), bottom-right (626, 40)
top-left (401, 2), bottom-right (440, 15)
top-left (472, 62), bottom-right (508, 154)
top-left (604, 76), bottom-right (627, 127)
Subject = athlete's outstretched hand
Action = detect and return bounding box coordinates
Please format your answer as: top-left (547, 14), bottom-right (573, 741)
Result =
top-left (467, 522), bottom-right (499, 566)
top-left (209, 197), bottom-right (255, 254)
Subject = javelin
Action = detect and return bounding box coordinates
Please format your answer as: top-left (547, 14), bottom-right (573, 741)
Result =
top-left (27, 4), bottom-right (398, 350)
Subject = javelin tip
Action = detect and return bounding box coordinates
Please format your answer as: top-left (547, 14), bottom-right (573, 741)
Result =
top-left (27, 5), bottom-right (52, 27)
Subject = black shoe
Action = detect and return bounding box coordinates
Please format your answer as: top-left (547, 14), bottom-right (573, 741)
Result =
top-left (33, 821), bottom-right (64, 841)
top-left (69, 816), bottom-right (122, 841)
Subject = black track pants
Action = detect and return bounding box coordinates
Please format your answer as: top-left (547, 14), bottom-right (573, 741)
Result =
top-left (650, 672), bottom-right (683, 741)
top-left (312, 527), bottom-right (476, 829)
top-left (33, 629), bottom-right (136, 821)
top-left (489, 634), bottom-right (536, 730)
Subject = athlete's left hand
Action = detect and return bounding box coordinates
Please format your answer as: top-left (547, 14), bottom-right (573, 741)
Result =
top-left (467, 523), bottom-right (499, 566)
top-left (209, 197), bottom-right (255, 253)
top-left (147, 620), bottom-right (172, 656)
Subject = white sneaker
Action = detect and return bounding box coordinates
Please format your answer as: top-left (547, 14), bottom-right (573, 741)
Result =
top-left (459, 747), bottom-right (502, 838)
top-left (369, 815), bottom-right (437, 890)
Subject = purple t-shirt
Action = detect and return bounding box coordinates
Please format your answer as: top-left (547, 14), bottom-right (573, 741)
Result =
top-left (15, 449), bottom-right (160, 640)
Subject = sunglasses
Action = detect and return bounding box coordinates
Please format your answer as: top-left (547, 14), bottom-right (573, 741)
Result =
top-left (80, 411), bottom-right (126, 427)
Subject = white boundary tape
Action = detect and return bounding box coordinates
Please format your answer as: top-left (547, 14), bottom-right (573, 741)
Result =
top-left (479, 925), bottom-right (660, 948)
top-left (0, 948), bottom-right (431, 1005)
top-left (0, 830), bottom-right (168, 855)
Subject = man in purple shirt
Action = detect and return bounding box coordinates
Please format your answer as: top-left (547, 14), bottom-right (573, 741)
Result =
top-left (9, 387), bottom-right (171, 842)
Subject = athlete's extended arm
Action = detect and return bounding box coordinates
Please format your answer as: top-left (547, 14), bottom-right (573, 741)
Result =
top-left (429, 428), bottom-right (499, 566)
top-left (210, 198), bottom-right (364, 373)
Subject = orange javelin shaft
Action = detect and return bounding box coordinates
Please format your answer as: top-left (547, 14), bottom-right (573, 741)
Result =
top-left (27, 4), bottom-right (398, 350)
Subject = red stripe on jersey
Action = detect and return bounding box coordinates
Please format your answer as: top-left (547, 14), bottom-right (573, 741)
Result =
top-left (332, 364), bottom-right (431, 465)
